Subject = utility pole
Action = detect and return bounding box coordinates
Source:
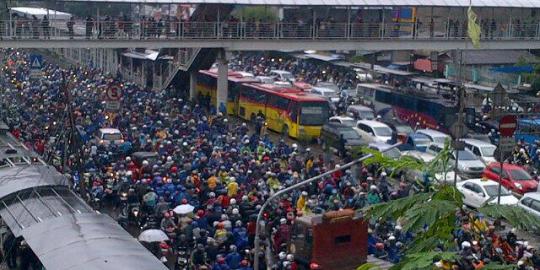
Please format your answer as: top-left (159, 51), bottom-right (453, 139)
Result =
top-left (253, 143), bottom-right (401, 270)
top-left (451, 49), bottom-right (466, 187)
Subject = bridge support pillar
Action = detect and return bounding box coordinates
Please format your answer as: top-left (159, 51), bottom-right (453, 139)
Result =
top-left (216, 50), bottom-right (228, 114)
top-left (189, 71), bottom-right (197, 101)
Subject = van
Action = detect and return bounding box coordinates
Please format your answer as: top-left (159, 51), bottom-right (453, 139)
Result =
top-left (416, 129), bottom-right (451, 144)
top-left (462, 138), bottom-right (497, 165)
top-left (321, 123), bottom-right (368, 157)
top-left (95, 128), bottom-right (124, 145)
top-left (354, 120), bottom-right (393, 143)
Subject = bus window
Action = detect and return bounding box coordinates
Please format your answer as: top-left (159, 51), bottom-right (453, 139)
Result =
top-left (299, 102), bottom-right (330, 126)
top-left (268, 95), bottom-right (290, 111)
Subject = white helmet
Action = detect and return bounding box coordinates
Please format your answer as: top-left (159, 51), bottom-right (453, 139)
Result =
top-left (280, 218), bottom-right (287, 224)
top-left (461, 241), bottom-right (471, 249)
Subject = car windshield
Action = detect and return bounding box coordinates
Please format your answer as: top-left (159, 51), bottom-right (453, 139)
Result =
top-left (373, 126), bottom-right (393, 137)
top-left (456, 150), bottom-right (478, 161)
top-left (480, 146), bottom-right (496, 157)
top-left (396, 125), bottom-right (414, 134)
top-left (360, 111), bottom-right (375, 120)
top-left (509, 168), bottom-right (532, 181)
top-left (432, 136), bottom-right (449, 144)
top-left (340, 119), bottom-right (356, 127)
top-left (300, 102), bottom-right (330, 126)
top-left (103, 133), bottom-right (122, 141)
top-left (412, 134), bottom-right (431, 146)
top-left (484, 184), bottom-right (512, 196)
top-left (341, 130), bottom-right (360, 140)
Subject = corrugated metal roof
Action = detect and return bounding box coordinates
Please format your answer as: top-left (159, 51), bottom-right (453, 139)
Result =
top-left (59, 0), bottom-right (540, 7)
top-left (448, 50), bottom-right (540, 65)
top-left (0, 165), bottom-right (69, 199)
top-left (21, 213), bottom-right (169, 270)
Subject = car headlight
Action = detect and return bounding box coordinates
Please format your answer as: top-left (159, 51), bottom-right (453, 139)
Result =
top-left (515, 183), bottom-right (522, 190)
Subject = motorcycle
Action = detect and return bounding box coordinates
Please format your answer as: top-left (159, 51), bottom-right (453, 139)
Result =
top-left (175, 247), bottom-right (190, 270)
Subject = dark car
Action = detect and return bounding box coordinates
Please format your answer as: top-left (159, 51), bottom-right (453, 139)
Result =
top-left (132, 151), bottom-right (159, 167)
top-left (321, 123), bottom-right (368, 157)
top-left (381, 120), bottom-right (414, 143)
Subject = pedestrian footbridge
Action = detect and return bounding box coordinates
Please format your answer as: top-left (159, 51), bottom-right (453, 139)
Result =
top-left (2, 20), bottom-right (540, 50)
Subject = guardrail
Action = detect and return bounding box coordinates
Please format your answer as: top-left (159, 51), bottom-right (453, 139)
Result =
top-left (1, 20), bottom-right (539, 41)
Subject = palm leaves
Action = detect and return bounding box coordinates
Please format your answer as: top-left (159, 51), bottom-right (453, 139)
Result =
top-left (364, 185), bottom-right (540, 269)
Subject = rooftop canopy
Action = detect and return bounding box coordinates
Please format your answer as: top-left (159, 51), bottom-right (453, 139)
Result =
top-left (9, 7), bottom-right (73, 20)
top-left (55, 0), bottom-right (540, 8)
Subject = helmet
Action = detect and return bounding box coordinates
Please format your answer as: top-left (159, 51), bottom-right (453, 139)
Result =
top-left (278, 252), bottom-right (286, 260)
top-left (232, 208), bottom-right (239, 215)
top-left (280, 218), bottom-right (287, 224)
top-left (381, 171), bottom-right (387, 177)
top-left (461, 241), bottom-right (471, 249)
top-left (230, 198), bottom-right (237, 205)
top-left (286, 254), bottom-right (294, 261)
top-left (301, 191), bottom-right (308, 196)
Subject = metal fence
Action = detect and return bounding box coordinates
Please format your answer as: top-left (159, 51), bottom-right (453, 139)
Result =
top-left (1, 19), bottom-right (539, 41)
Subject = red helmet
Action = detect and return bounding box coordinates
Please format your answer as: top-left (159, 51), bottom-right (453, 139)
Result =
top-left (170, 166), bottom-right (178, 173)
top-left (197, 209), bottom-right (205, 217)
top-left (375, 243), bottom-right (385, 250)
top-left (240, 260), bottom-right (249, 266)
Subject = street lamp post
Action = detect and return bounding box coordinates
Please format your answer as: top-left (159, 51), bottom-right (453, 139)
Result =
top-left (253, 143), bottom-right (401, 270)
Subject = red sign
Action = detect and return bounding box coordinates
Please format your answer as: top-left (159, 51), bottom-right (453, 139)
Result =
top-left (499, 115), bottom-right (517, 137)
top-left (106, 85), bottom-right (122, 101)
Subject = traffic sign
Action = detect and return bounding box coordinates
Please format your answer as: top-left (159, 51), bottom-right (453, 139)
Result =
top-left (450, 122), bottom-right (467, 139)
top-left (105, 101), bottom-right (121, 111)
top-left (30, 54), bottom-right (42, 69)
top-left (499, 115), bottom-right (517, 137)
top-left (29, 54), bottom-right (43, 79)
top-left (495, 137), bottom-right (515, 162)
top-left (106, 85), bottom-right (122, 101)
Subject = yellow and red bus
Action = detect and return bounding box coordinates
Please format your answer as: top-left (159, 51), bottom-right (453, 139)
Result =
top-left (196, 69), bottom-right (258, 115)
top-left (196, 70), bottom-right (330, 139)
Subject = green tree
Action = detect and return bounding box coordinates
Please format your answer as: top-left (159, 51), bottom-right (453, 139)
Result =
top-left (357, 142), bottom-right (540, 270)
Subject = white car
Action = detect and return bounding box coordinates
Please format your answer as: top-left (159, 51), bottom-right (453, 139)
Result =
top-left (426, 143), bottom-right (486, 178)
top-left (95, 128), bottom-right (124, 145)
top-left (328, 116), bottom-right (356, 127)
top-left (269, 70), bottom-right (295, 82)
top-left (354, 120), bottom-right (393, 143)
top-left (458, 179), bottom-right (519, 208)
top-left (311, 87), bottom-right (340, 103)
top-left (518, 192), bottom-right (540, 219)
top-left (416, 129), bottom-right (451, 144)
top-left (463, 138), bottom-right (497, 165)
top-left (401, 151), bottom-right (461, 184)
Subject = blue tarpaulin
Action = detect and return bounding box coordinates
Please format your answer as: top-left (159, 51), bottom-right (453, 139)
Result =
top-left (490, 66), bottom-right (534, 73)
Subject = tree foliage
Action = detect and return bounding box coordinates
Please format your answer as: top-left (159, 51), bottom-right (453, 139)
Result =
top-left (390, 251), bottom-right (458, 270)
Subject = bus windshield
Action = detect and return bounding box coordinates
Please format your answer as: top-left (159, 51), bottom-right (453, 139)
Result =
top-left (300, 102), bottom-right (330, 126)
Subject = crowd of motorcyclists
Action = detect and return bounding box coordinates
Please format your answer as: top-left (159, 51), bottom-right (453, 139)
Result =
top-left (1, 48), bottom-right (540, 270)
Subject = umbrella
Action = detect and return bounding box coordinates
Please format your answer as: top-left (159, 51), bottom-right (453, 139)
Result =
top-left (138, 229), bottom-right (169, 242)
top-left (173, 204), bottom-right (194, 215)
